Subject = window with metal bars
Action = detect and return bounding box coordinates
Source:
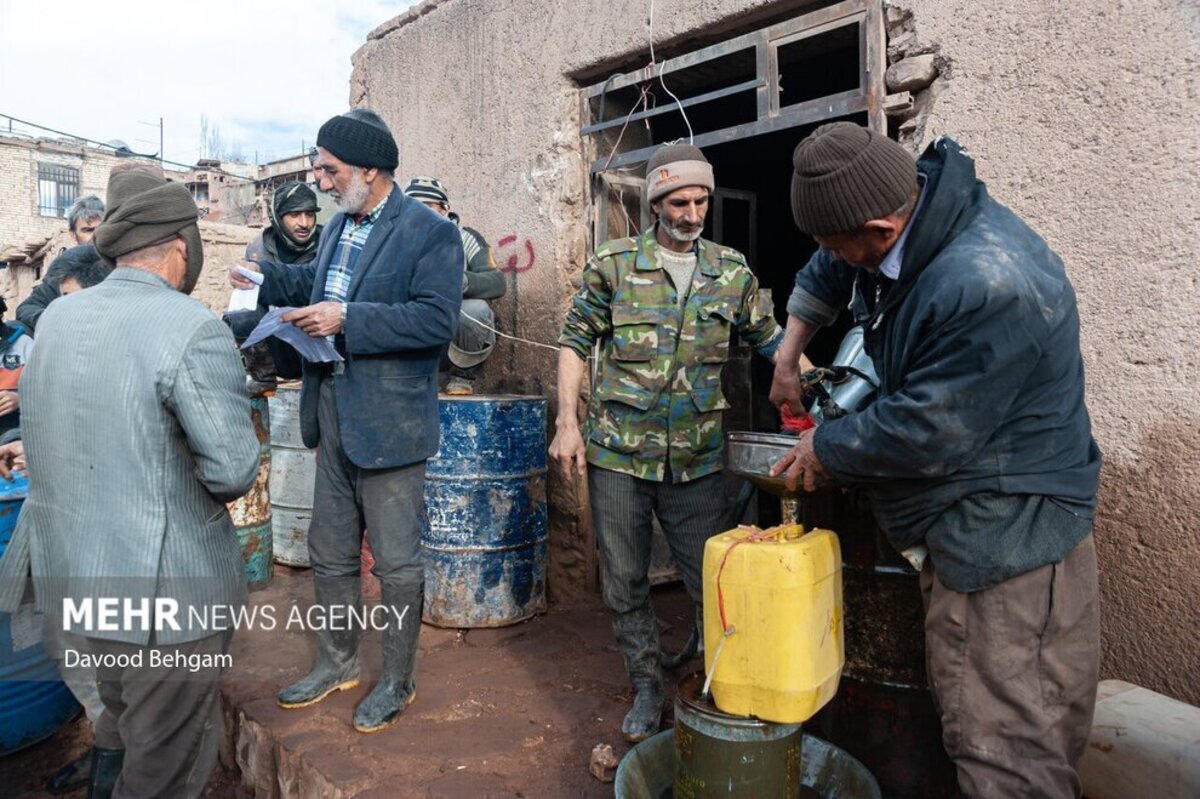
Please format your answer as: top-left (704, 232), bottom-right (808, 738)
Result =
top-left (37, 163), bottom-right (80, 218)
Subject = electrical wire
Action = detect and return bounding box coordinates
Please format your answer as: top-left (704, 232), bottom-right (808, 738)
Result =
top-left (600, 85), bottom-right (652, 173)
top-left (594, 0), bottom-right (699, 171)
top-left (1, 112), bottom-right (260, 183)
top-left (647, 0), bottom-right (694, 144)
top-left (460, 310), bottom-right (562, 354)
top-left (658, 62), bottom-right (694, 144)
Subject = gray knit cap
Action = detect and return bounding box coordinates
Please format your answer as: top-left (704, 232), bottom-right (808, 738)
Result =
top-left (404, 176), bottom-right (450, 209)
top-left (646, 143), bottom-right (714, 203)
top-left (790, 122), bottom-right (917, 235)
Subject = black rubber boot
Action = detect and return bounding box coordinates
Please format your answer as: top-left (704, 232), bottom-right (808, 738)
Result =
top-left (662, 603), bottom-right (704, 669)
top-left (222, 308), bottom-right (277, 396)
top-left (661, 626), bottom-right (699, 670)
top-left (241, 341), bottom-right (278, 396)
top-left (86, 747), bottom-right (124, 799)
top-left (353, 586), bottom-right (422, 733)
top-left (47, 749), bottom-right (92, 793)
top-left (613, 606), bottom-right (665, 742)
top-left (277, 576), bottom-right (362, 708)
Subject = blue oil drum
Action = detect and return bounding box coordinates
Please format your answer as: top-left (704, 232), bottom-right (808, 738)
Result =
top-left (422, 396), bottom-right (547, 628)
top-left (0, 473), bottom-right (80, 756)
top-left (228, 395), bottom-right (273, 590)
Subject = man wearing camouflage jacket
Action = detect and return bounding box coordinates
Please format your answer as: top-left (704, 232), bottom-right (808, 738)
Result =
top-left (550, 143), bottom-right (782, 742)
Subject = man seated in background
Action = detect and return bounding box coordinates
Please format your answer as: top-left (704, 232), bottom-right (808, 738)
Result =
top-left (231, 181), bottom-right (324, 392)
top-left (403, 176), bottom-right (505, 395)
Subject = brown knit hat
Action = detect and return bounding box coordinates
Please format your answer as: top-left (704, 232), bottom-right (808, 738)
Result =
top-left (95, 180), bottom-right (204, 295)
top-left (790, 122), bottom-right (917, 235)
top-left (646, 143), bottom-right (714, 203)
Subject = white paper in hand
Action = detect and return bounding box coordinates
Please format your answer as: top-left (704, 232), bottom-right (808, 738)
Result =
top-left (227, 266), bottom-right (264, 312)
top-left (227, 287), bottom-right (260, 312)
top-left (234, 265), bottom-right (265, 285)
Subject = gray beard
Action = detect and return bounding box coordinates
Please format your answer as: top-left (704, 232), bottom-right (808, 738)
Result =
top-left (334, 172), bottom-right (371, 214)
top-left (660, 218), bottom-right (702, 243)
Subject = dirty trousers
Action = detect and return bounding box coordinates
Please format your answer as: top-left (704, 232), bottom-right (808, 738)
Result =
top-left (588, 466), bottom-right (729, 612)
top-left (307, 375), bottom-right (426, 593)
top-left (84, 630), bottom-right (231, 799)
top-left (921, 534), bottom-right (1100, 799)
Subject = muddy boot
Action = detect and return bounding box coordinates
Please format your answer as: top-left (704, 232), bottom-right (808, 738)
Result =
top-left (86, 747), bottom-right (123, 799)
top-left (48, 749), bottom-right (92, 793)
top-left (353, 585), bottom-right (422, 733)
top-left (277, 576), bottom-right (362, 708)
top-left (613, 606), bottom-right (665, 742)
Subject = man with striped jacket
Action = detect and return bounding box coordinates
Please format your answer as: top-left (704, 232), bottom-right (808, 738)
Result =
top-left (404, 176), bottom-right (506, 395)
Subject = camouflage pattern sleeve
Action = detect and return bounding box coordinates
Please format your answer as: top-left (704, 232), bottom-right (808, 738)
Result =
top-left (558, 254), bottom-right (615, 360)
top-left (725, 252), bottom-right (783, 358)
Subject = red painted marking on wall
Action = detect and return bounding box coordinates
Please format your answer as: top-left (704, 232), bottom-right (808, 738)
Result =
top-left (496, 234), bottom-right (536, 274)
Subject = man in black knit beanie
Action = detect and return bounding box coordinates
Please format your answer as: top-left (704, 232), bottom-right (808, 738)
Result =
top-left (771, 122), bottom-right (1101, 798)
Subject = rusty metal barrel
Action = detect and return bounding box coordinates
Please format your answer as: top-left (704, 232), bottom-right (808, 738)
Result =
top-left (225, 395), bottom-right (271, 587)
top-left (268, 383), bottom-right (313, 568)
top-left (227, 395), bottom-right (273, 589)
top-left (421, 395), bottom-right (547, 627)
top-left (803, 491), bottom-right (960, 798)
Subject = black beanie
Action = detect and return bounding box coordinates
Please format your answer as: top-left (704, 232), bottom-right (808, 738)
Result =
top-left (790, 122), bottom-right (917, 235)
top-left (316, 112), bottom-right (399, 171)
top-left (272, 181), bottom-right (318, 218)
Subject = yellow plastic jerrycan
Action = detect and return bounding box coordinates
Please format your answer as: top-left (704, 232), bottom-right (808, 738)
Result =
top-left (702, 524), bottom-right (843, 724)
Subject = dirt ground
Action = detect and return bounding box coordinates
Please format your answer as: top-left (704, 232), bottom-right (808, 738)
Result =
top-left (1, 567), bottom-right (697, 798)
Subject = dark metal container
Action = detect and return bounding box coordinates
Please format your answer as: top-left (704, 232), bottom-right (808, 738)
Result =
top-left (618, 728), bottom-right (881, 799)
top-left (673, 671), bottom-right (805, 798)
top-left (803, 492), bottom-right (961, 798)
top-left (421, 396), bottom-right (547, 627)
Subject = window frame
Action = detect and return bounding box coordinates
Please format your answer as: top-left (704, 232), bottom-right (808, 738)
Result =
top-left (37, 162), bottom-right (81, 218)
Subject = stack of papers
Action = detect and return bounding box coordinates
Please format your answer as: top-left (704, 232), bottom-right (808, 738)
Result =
top-left (241, 308), bottom-right (343, 363)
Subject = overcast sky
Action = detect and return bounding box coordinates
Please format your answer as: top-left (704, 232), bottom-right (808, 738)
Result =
top-left (0, 0), bottom-right (416, 167)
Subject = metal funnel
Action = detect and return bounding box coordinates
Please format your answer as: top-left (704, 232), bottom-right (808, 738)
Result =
top-left (724, 430), bottom-right (805, 499)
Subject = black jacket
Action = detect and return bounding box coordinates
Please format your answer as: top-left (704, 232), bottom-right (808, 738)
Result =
top-left (245, 225), bottom-right (323, 266)
top-left (790, 137), bottom-right (1101, 556)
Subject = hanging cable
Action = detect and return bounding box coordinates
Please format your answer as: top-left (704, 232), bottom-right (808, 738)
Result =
top-left (646, 0), bottom-right (694, 144)
top-left (460, 310), bottom-right (562, 354)
top-left (658, 62), bottom-right (694, 144)
top-left (600, 85), bottom-right (651, 173)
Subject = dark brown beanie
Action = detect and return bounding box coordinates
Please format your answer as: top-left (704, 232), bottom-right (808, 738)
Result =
top-left (790, 122), bottom-right (917, 235)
